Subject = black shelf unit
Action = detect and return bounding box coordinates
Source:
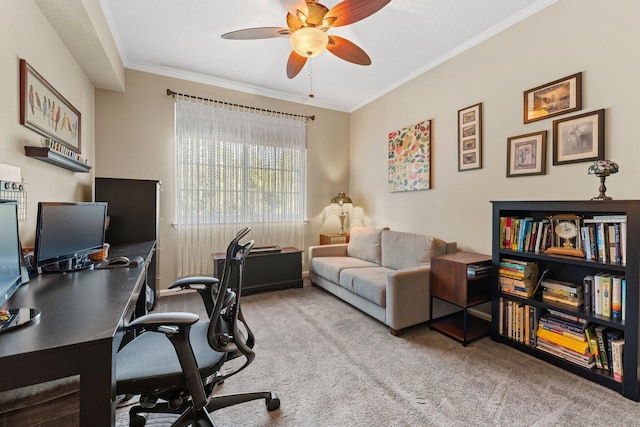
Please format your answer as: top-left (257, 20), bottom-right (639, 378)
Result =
top-left (24, 146), bottom-right (91, 172)
top-left (95, 178), bottom-right (161, 309)
top-left (491, 200), bottom-right (640, 401)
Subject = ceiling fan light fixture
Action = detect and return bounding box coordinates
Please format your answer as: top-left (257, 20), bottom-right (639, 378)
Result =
top-left (290, 27), bottom-right (328, 57)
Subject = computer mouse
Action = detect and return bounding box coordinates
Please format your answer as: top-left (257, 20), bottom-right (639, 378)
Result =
top-left (128, 256), bottom-right (145, 267)
top-left (108, 256), bottom-right (130, 265)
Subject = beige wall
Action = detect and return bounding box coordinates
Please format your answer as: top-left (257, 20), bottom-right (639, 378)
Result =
top-left (350, 0), bottom-right (640, 257)
top-left (95, 69), bottom-right (350, 289)
top-left (0, 1), bottom-right (95, 246)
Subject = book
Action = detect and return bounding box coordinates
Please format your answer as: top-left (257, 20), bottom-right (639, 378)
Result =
top-left (606, 329), bottom-right (623, 374)
top-left (536, 327), bottom-right (590, 354)
top-left (528, 305), bottom-right (541, 347)
top-left (607, 224), bottom-right (617, 264)
top-left (612, 275), bottom-right (623, 320)
top-left (587, 224), bottom-right (597, 261)
top-left (621, 222), bottom-right (627, 265)
top-left (583, 275), bottom-right (593, 314)
top-left (622, 278), bottom-right (627, 322)
top-left (611, 339), bottom-right (624, 383)
top-left (595, 222), bottom-right (608, 263)
top-left (585, 326), bottom-right (603, 369)
top-left (601, 274), bottom-right (612, 318)
top-left (581, 226), bottom-right (593, 261)
top-left (594, 273), bottom-right (603, 315)
top-left (536, 340), bottom-right (595, 369)
top-left (595, 325), bottom-right (610, 371)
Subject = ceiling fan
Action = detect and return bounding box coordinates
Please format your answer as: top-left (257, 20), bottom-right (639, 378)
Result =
top-left (221, 0), bottom-right (391, 79)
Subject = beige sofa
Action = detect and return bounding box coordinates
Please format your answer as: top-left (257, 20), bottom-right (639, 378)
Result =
top-left (308, 227), bottom-right (456, 335)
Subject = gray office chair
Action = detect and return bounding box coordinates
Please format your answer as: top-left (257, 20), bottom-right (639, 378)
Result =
top-left (116, 227), bottom-right (279, 426)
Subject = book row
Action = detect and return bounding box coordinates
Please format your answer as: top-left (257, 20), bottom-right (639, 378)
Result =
top-left (497, 258), bottom-right (626, 322)
top-left (498, 298), bottom-right (624, 381)
top-left (498, 215), bottom-right (627, 265)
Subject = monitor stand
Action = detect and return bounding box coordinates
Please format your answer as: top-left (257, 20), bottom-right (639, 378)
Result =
top-left (0, 308), bottom-right (41, 333)
top-left (40, 256), bottom-right (94, 274)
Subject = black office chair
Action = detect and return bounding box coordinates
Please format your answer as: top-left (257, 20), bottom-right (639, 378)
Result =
top-left (116, 227), bottom-right (279, 426)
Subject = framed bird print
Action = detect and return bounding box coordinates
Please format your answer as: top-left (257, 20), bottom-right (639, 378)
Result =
top-left (20, 59), bottom-right (82, 153)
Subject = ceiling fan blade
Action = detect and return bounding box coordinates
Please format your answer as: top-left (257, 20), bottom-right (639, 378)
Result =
top-left (324, 0), bottom-right (391, 27)
top-left (286, 12), bottom-right (304, 32)
top-left (221, 27), bottom-right (290, 40)
top-left (280, 0), bottom-right (308, 17)
top-left (287, 51), bottom-right (308, 79)
top-left (326, 36), bottom-right (371, 65)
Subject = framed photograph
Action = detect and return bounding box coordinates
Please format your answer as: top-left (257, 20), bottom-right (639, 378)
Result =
top-left (458, 103), bottom-right (482, 171)
top-left (506, 131), bottom-right (547, 177)
top-left (20, 59), bottom-right (81, 153)
top-left (523, 72), bottom-right (582, 124)
top-left (552, 109), bottom-right (604, 165)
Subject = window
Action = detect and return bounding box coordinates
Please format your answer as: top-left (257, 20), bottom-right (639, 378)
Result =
top-left (174, 97), bottom-right (307, 276)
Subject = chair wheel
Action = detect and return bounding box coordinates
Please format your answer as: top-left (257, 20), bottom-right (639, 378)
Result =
top-left (266, 393), bottom-right (280, 411)
top-left (130, 412), bottom-right (147, 427)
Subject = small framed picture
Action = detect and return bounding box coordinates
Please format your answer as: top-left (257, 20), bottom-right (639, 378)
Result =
top-left (552, 109), bottom-right (604, 165)
top-left (523, 72), bottom-right (582, 124)
top-left (507, 131), bottom-right (547, 177)
top-left (457, 103), bottom-right (482, 171)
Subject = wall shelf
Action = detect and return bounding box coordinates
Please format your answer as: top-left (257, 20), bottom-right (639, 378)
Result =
top-left (24, 146), bottom-right (91, 173)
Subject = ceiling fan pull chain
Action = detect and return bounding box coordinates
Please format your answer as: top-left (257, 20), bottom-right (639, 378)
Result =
top-left (307, 59), bottom-right (314, 98)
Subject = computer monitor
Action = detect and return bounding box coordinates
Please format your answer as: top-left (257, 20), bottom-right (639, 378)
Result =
top-left (0, 200), bottom-right (23, 305)
top-left (0, 200), bottom-right (39, 333)
top-left (34, 202), bottom-right (108, 272)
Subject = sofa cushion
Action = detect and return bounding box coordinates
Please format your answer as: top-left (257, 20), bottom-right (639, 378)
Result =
top-left (381, 230), bottom-right (447, 270)
top-left (310, 256), bottom-right (379, 284)
top-left (347, 227), bottom-right (385, 264)
top-left (339, 267), bottom-right (392, 306)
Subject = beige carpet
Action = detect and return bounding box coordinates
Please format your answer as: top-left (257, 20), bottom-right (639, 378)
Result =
top-left (116, 282), bottom-right (640, 426)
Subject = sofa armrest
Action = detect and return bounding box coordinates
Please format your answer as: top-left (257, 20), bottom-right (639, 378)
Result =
top-left (385, 265), bottom-right (432, 330)
top-left (308, 243), bottom-right (348, 262)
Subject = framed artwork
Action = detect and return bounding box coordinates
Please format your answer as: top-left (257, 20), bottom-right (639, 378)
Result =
top-left (523, 72), bottom-right (582, 124)
top-left (388, 120), bottom-right (431, 192)
top-left (19, 59), bottom-right (81, 153)
top-left (458, 103), bottom-right (482, 171)
top-left (552, 109), bottom-right (604, 165)
top-left (507, 131), bottom-right (547, 177)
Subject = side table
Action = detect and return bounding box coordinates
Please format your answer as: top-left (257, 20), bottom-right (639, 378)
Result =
top-left (429, 252), bottom-right (492, 346)
top-left (319, 233), bottom-right (350, 245)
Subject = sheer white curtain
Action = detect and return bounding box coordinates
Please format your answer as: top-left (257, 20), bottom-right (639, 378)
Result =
top-left (175, 96), bottom-right (307, 277)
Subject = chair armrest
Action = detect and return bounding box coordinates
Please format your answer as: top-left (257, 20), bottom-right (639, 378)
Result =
top-left (125, 311), bottom-right (209, 408)
top-left (168, 276), bottom-right (219, 290)
top-left (126, 312), bottom-right (199, 333)
top-left (385, 265), bottom-right (432, 330)
top-left (168, 277), bottom-right (220, 317)
top-left (308, 244), bottom-right (348, 262)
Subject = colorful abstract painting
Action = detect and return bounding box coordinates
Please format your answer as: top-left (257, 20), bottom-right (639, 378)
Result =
top-left (388, 120), bottom-right (431, 192)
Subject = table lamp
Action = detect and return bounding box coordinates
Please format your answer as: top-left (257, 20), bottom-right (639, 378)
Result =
top-left (331, 192), bottom-right (353, 236)
top-left (588, 160), bottom-right (619, 200)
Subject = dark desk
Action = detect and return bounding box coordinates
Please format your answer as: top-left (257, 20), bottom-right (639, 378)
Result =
top-left (0, 241), bottom-right (156, 426)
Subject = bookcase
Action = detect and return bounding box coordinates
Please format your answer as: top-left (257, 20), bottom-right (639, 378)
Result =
top-left (491, 200), bottom-right (640, 401)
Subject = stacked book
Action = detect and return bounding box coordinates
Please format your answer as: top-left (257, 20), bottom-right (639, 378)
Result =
top-left (466, 262), bottom-right (491, 276)
top-left (541, 278), bottom-right (583, 307)
top-left (536, 310), bottom-right (594, 369)
top-left (498, 258), bottom-right (538, 298)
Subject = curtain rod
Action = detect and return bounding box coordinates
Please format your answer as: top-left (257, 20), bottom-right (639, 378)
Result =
top-left (166, 89), bottom-right (315, 121)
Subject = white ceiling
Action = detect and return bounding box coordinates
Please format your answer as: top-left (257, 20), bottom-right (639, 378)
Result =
top-left (92, 0), bottom-right (556, 112)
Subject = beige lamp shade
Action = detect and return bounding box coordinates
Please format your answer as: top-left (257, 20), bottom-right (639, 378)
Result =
top-left (290, 27), bottom-right (329, 57)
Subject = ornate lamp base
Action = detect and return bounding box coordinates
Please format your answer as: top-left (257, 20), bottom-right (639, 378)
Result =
top-left (591, 174), bottom-right (613, 200)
